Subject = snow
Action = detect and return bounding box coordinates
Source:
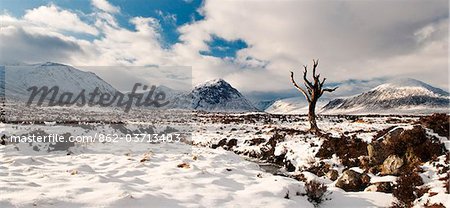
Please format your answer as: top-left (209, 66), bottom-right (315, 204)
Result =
top-left (1, 114), bottom-right (430, 207)
top-left (0, 141), bottom-right (313, 207)
top-left (266, 78), bottom-right (449, 115)
top-left (188, 79), bottom-right (258, 112)
top-left (4, 63), bottom-right (118, 100)
top-left (321, 78), bottom-right (449, 115)
top-left (265, 97), bottom-right (329, 114)
top-left (373, 78), bottom-right (449, 97)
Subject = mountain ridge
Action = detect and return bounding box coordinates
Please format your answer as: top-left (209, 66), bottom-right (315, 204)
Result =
top-left (322, 78), bottom-right (449, 114)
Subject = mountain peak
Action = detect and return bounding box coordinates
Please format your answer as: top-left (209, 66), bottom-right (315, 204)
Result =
top-left (373, 78), bottom-right (448, 97)
top-left (39, 62), bottom-right (68, 67)
top-left (195, 78), bottom-right (229, 89)
top-left (189, 79), bottom-right (257, 112)
top-left (376, 78), bottom-right (427, 89)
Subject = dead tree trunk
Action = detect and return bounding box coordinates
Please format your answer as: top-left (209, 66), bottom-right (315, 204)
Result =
top-left (290, 59), bottom-right (337, 133)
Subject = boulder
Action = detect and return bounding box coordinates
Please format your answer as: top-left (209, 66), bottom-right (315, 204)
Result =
top-left (381, 155), bottom-right (404, 175)
top-left (326, 169), bottom-right (339, 181)
top-left (212, 138), bottom-right (227, 149)
top-left (382, 128), bottom-right (404, 145)
top-left (335, 170), bottom-right (367, 192)
top-left (367, 143), bottom-right (383, 164)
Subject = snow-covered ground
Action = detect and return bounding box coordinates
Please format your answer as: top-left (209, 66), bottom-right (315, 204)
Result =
top-left (0, 140), bottom-right (395, 208)
top-left (0, 141), bottom-right (307, 207)
top-left (0, 113), bottom-right (448, 207)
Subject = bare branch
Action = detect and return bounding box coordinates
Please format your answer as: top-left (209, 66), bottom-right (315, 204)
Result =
top-left (290, 71), bottom-right (311, 102)
top-left (319, 77), bottom-right (327, 90)
top-left (303, 66), bottom-right (314, 89)
top-left (312, 59), bottom-right (319, 77)
top-left (322, 87), bottom-right (338, 93)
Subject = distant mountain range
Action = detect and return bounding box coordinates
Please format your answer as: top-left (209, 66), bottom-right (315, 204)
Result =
top-left (3, 62), bottom-right (117, 101)
top-left (321, 78), bottom-right (449, 114)
top-left (2, 63), bottom-right (257, 112)
top-left (2, 63), bottom-right (448, 114)
top-left (266, 78), bottom-right (449, 115)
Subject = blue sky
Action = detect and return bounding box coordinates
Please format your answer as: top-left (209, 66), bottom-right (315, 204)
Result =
top-left (0, 0), bottom-right (448, 92)
top-left (0, 0), bottom-right (246, 57)
top-left (1, 1), bottom-right (196, 40)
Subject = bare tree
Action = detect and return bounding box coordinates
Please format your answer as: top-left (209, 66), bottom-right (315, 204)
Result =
top-left (290, 59), bottom-right (337, 133)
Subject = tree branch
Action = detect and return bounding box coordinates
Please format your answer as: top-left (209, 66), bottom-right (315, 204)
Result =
top-left (319, 77), bottom-right (326, 90)
top-left (290, 71), bottom-right (311, 102)
top-left (312, 59), bottom-right (319, 78)
top-left (303, 66), bottom-right (314, 89)
top-left (322, 87), bottom-right (338, 93)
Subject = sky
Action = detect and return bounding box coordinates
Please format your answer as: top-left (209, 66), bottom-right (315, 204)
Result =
top-left (0, 0), bottom-right (448, 93)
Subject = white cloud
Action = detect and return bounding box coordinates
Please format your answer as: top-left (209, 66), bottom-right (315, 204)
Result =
top-left (0, 0), bottom-right (448, 92)
top-left (91, 0), bottom-right (120, 14)
top-left (177, 0), bottom-right (448, 90)
top-left (23, 4), bottom-right (98, 35)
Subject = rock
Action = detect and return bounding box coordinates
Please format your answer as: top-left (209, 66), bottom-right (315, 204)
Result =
top-left (335, 170), bottom-right (366, 192)
top-left (326, 169), bottom-right (339, 181)
top-left (382, 155), bottom-right (404, 175)
top-left (382, 128), bottom-right (404, 145)
top-left (367, 143), bottom-right (383, 164)
top-left (212, 138), bottom-right (227, 149)
top-left (361, 174), bottom-right (371, 186)
top-left (285, 160), bottom-right (296, 172)
top-left (226, 139), bottom-right (238, 149)
top-left (261, 133), bottom-right (284, 161)
top-left (245, 138), bottom-right (266, 146)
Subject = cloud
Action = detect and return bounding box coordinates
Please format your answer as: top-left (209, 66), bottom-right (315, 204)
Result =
top-left (91, 0), bottom-right (120, 14)
top-left (23, 4), bottom-right (98, 35)
top-left (0, 26), bottom-right (83, 64)
top-left (178, 0), bottom-right (448, 90)
top-left (0, 0), bottom-right (448, 92)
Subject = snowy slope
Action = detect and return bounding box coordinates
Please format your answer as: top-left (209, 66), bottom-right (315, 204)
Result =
top-left (2, 64), bottom-right (257, 112)
top-left (4, 62), bottom-right (118, 100)
top-left (265, 97), bottom-right (330, 114)
top-left (322, 78), bottom-right (449, 114)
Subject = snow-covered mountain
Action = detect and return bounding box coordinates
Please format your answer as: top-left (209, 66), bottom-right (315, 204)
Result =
top-left (1, 63), bottom-right (257, 112)
top-left (172, 79), bottom-right (257, 112)
top-left (3, 62), bottom-right (118, 100)
top-left (322, 78), bottom-right (449, 114)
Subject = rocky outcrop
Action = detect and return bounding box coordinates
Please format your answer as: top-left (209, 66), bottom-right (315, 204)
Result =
top-left (335, 170), bottom-right (369, 192)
